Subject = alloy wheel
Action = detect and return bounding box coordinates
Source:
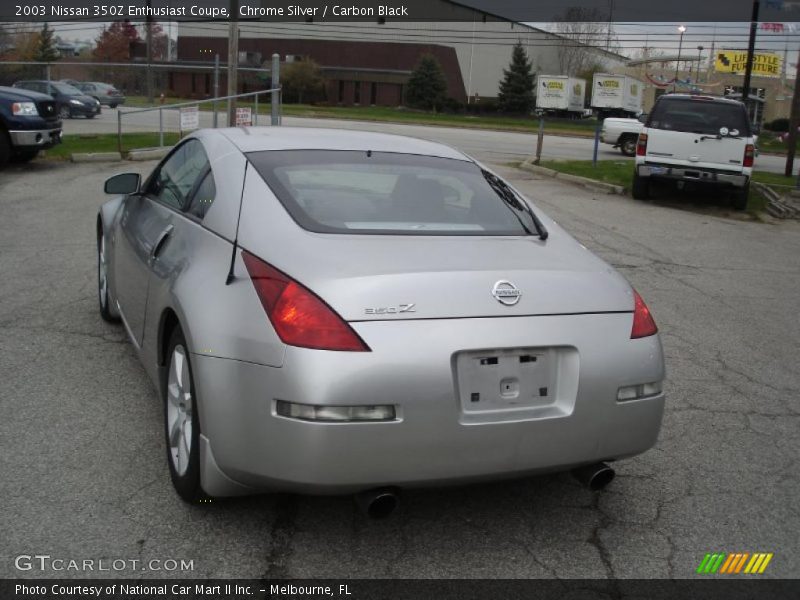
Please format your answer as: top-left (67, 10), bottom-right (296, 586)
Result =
top-left (166, 345), bottom-right (193, 476)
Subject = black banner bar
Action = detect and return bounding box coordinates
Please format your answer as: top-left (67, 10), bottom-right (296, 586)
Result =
top-left (2, 0), bottom-right (800, 23)
top-left (3, 579), bottom-right (800, 600)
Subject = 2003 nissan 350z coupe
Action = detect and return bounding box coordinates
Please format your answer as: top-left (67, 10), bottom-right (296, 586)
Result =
top-left (97, 127), bottom-right (665, 516)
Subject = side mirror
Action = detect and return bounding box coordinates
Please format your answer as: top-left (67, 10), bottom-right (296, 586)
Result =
top-left (105, 173), bottom-right (141, 195)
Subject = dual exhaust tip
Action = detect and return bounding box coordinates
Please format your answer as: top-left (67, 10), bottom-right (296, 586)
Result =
top-left (354, 463), bottom-right (615, 519)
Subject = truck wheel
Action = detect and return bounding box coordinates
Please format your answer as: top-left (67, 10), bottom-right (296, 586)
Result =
top-left (58, 105), bottom-right (71, 119)
top-left (620, 135), bottom-right (637, 156)
top-left (732, 184), bottom-right (750, 211)
top-left (632, 172), bottom-right (650, 200)
top-left (0, 129), bottom-right (10, 166)
top-left (11, 149), bottom-right (39, 163)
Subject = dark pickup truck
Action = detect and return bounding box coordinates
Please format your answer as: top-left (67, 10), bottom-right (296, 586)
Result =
top-left (0, 85), bottom-right (62, 165)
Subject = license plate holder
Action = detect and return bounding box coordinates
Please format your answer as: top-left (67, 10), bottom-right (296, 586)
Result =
top-left (455, 347), bottom-right (559, 414)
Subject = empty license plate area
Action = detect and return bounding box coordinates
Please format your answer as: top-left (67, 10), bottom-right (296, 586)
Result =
top-left (455, 347), bottom-right (578, 423)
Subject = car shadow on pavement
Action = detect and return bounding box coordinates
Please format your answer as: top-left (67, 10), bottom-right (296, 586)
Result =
top-left (642, 182), bottom-right (760, 222)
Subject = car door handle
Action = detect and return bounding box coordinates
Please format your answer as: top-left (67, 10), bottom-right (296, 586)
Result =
top-left (150, 225), bottom-right (174, 261)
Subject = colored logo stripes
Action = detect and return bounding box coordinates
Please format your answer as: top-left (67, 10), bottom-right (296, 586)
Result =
top-left (697, 552), bottom-right (773, 574)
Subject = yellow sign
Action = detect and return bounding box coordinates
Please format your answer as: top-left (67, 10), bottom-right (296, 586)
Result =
top-left (715, 51), bottom-right (782, 77)
top-left (544, 81), bottom-right (564, 90)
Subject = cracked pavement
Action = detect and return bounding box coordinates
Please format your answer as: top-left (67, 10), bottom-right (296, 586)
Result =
top-left (1, 156), bottom-right (798, 579)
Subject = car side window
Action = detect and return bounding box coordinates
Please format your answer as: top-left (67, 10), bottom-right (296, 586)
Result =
top-left (147, 140), bottom-right (210, 211)
top-left (187, 170), bottom-right (217, 220)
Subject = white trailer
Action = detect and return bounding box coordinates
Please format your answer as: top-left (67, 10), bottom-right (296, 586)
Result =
top-left (591, 74), bottom-right (644, 118)
top-left (535, 76), bottom-right (586, 116)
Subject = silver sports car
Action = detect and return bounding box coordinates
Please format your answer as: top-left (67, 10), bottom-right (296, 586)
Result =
top-left (97, 127), bottom-right (664, 516)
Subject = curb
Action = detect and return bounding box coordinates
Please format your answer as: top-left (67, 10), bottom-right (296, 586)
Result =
top-left (128, 147), bottom-right (172, 161)
top-left (519, 160), bottom-right (626, 195)
top-left (70, 152), bottom-right (123, 163)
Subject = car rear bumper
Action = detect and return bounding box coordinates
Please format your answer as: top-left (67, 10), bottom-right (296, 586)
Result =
top-left (190, 313), bottom-right (666, 496)
top-left (637, 163), bottom-right (749, 187)
top-left (9, 127), bottom-right (62, 149)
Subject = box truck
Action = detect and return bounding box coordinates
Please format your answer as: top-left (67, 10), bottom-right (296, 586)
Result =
top-left (591, 74), bottom-right (644, 118)
top-left (535, 76), bottom-right (586, 117)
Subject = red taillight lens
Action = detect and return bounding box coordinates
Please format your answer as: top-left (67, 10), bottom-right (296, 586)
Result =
top-left (743, 143), bottom-right (755, 168)
top-left (636, 133), bottom-right (648, 157)
top-left (631, 290), bottom-right (658, 339)
top-left (107, 89), bottom-right (113, 95)
top-left (241, 251), bottom-right (370, 352)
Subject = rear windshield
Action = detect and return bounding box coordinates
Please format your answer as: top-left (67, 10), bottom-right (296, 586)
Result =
top-left (52, 82), bottom-right (83, 95)
top-left (648, 98), bottom-right (750, 136)
top-left (247, 150), bottom-right (536, 236)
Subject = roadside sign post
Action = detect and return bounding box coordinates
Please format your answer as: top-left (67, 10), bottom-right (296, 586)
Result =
top-left (271, 53), bottom-right (281, 126)
top-left (593, 121), bottom-right (601, 167)
top-left (534, 118), bottom-right (544, 164)
top-left (158, 108), bottom-right (163, 147)
top-left (235, 107), bottom-right (252, 127)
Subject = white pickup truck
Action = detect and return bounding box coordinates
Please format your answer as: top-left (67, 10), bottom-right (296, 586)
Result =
top-left (600, 117), bottom-right (643, 156)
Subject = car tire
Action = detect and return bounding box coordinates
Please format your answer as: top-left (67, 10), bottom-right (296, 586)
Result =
top-left (164, 326), bottom-right (207, 503)
top-left (0, 129), bottom-right (11, 165)
top-left (620, 135), bottom-right (637, 157)
top-left (110, 104), bottom-right (118, 109)
top-left (97, 226), bottom-right (119, 323)
top-left (631, 171), bottom-right (650, 200)
top-left (11, 149), bottom-right (39, 163)
top-left (86, 114), bottom-right (95, 119)
top-left (58, 105), bottom-right (71, 119)
top-left (732, 184), bottom-right (750, 211)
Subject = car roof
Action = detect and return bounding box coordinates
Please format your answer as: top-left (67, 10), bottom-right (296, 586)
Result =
top-left (210, 127), bottom-right (470, 161)
top-left (658, 93), bottom-right (745, 106)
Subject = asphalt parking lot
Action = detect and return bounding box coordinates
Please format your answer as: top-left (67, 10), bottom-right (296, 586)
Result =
top-left (1, 155), bottom-right (799, 579)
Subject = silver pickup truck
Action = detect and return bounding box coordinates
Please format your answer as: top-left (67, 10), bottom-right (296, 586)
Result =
top-left (600, 117), bottom-right (643, 156)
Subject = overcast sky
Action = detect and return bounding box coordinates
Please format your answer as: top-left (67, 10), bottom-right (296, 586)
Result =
top-left (28, 20), bottom-right (800, 73)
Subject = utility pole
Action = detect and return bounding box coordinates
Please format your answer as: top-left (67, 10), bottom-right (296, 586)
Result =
top-left (741, 1), bottom-right (760, 107)
top-left (226, 0), bottom-right (239, 127)
top-left (145, 0), bottom-right (153, 104)
top-left (783, 50), bottom-right (800, 176)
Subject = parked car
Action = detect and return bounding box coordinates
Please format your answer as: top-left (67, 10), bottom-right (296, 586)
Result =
top-left (0, 85), bottom-right (62, 165)
top-left (601, 116), bottom-right (644, 156)
top-left (73, 81), bottom-right (126, 108)
top-left (13, 80), bottom-right (101, 119)
top-left (632, 94), bottom-right (755, 210)
top-left (96, 127), bottom-right (665, 514)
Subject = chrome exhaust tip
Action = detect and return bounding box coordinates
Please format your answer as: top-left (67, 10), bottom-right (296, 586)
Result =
top-left (354, 487), bottom-right (400, 519)
top-left (572, 462), bottom-right (615, 491)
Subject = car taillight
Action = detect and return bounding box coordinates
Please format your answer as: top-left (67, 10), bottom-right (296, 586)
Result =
top-left (636, 133), bottom-right (648, 157)
top-left (107, 89), bottom-right (113, 95)
top-left (743, 144), bottom-right (755, 168)
top-left (631, 290), bottom-right (658, 339)
top-left (241, 250), bottom-right (370, 352)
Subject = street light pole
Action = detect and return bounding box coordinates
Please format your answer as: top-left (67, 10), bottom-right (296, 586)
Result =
top-left (696, 46), bottom-right (704, 85)
top-left (673, 25), bottom-right (686, 92)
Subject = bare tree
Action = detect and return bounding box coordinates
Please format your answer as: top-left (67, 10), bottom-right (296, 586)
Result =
top-left (554, 7), bottom-right (617, 75)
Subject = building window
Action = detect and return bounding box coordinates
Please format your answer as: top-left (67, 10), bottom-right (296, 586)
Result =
top-left (338, 80), bottom-right (345, 103)
top-left (354, 81), bottom-right (361, 104)
top-left (191, 73), bottom-right (197, 93)
top-left (370, 82), bottom-right (377, 105)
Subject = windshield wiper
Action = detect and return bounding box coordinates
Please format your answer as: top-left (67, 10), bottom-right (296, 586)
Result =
top-left (482, 170), bottom-right (549, 240)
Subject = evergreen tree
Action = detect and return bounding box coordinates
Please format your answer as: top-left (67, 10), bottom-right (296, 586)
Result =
top-left (405, 53), bottom-right (448, 111)
top-left (34, 23), bottom-right (59, 63)
top-left (498, 42), bottom-right (535, 114)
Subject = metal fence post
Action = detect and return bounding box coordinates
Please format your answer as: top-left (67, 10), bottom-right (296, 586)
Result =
top-left (254, 94), bottom-right (258, 126)
top-left (159, 108), bottom-right (164, 147)
top-left (213, 54), bottom-right (219, 128)
top-left (117, 109), bottom-right (122, 155)
top-left (271, 53), bottom-right (280, 126)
